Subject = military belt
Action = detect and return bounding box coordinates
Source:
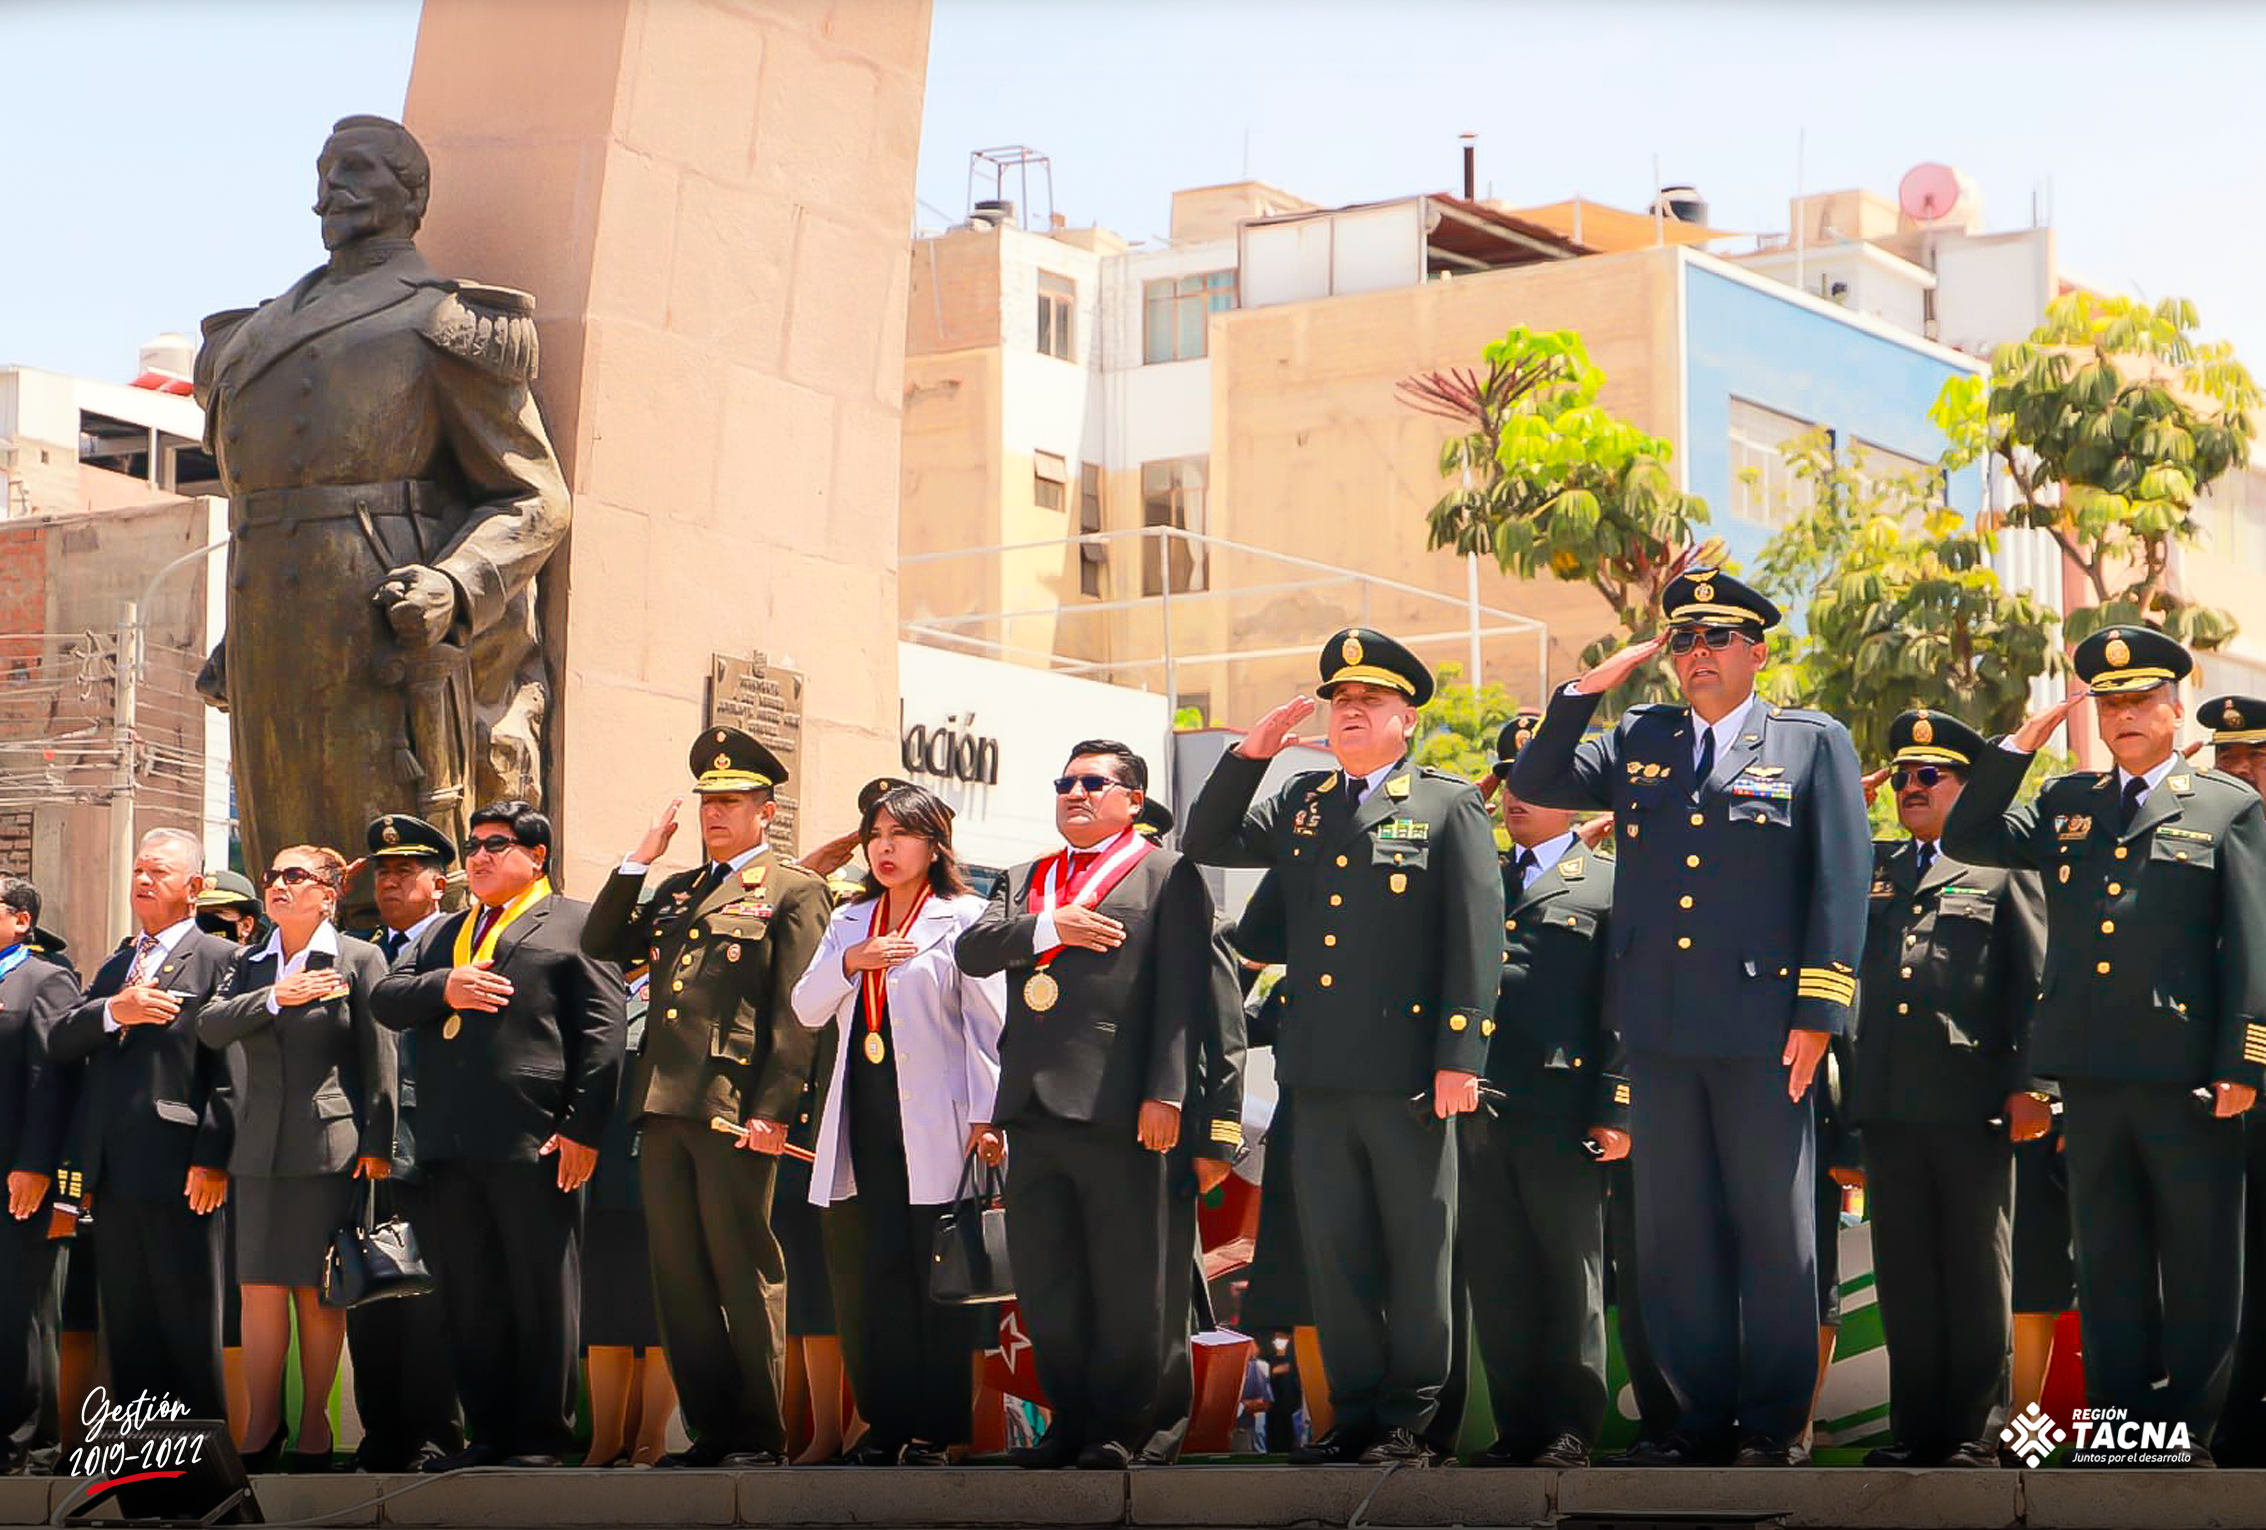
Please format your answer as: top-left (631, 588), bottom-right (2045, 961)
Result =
top-left (230, 479), bottom-right (449, 533)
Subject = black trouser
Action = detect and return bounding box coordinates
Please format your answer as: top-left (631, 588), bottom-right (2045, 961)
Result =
top-left (1626, 1053), bottom-right (1818, 1447)
top-left (347, 1177), bottom-right (464, 1467)
top-left (1142, 1142), bottom-right (1218, 1462)
top-left (1605, 1158), bottom-right (1677, 1439)
top-left (421, 1158), bottom-right (581, 1457)
top-left (823, 1054), bottom-right (974, 1449)
top-left (639, 1114), bottom-right (786, 1455)
top-left (2216, 1113), bottom-right (2266, 1454)
top-left (2061, 1078), bottom-right (2245, 1444)
top-left (1861, 1122), bottom-right (2013, 1455)
top-left (93, 1189), bottom-right (225, 1421)
top-left (1290, 1087), bottom-right (1456, 1437)
top-left (1457, 1117), bottom-right (1608, 1453)
top-left (0, 1212), bottom-right (60, 1464)
top-left (1003, 1117), bottom-right (1167, 1449)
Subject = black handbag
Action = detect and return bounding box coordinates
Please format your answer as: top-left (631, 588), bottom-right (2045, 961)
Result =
top-left (929, 1150), bottom-right (1013, 1305)
top-left (322, 1179), bottom-right (436, 1308)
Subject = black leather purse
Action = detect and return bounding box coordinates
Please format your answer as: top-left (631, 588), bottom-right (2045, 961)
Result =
top-left (322, 1180), bottom-right (436, 1308)
top-left (929, 1150), bottom-right (1013, 1305)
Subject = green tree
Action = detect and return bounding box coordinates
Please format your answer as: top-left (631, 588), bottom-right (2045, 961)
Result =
top-left (1403, 328), bottom-right (1714, 707)
top-left (1753, 431), bottom-right (2062, 761)
top-left (1934, 292), bottom-right (2256, 650)
top-left (1410, 663), bottom-right (1520, 781)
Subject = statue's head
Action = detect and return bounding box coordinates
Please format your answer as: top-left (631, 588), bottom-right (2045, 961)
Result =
top-left (314, 114), bottom-right (431, 251)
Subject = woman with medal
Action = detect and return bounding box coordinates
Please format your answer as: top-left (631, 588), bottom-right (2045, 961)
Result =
top-left (791, 784), bottom-right (1004, 1465)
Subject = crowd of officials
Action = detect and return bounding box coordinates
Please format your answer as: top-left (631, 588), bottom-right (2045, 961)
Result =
top-left (3, 564), bottom-right (2266, 1475)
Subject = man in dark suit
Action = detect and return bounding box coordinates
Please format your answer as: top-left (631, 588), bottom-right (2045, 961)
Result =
top-left (1510, 570), bottom-right (1870, 1466)
top-left (1458, 714), bottom-right (1629, 1468)
top-left (1183, 630), bottom-right (1502, 1467)
top-left (580, 728), bottom-right (830, 1468)
top-left (1847, 711), bottom-right (2046, 1467)
top-left (1947, 628), bottom-right (2266, 1463)
top-left (958, 740), bottom-right (1213, 1469)
top-left (373, 801), bottom-right (625, 1469)
top-left (346, 814), bottom-right (464, 1472)
top-left (45, 828), bottom-right (239, 1422)
top-left (0, 875), bottom-right (78, 1470)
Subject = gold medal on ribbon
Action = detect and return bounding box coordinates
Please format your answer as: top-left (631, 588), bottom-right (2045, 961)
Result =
top-left (1024, 970), bottom-right (1060, 1012)
top-left (443, 1015), bottom-right (462, 1040)
top-left (864, 1031), bottom-right (887, 1065)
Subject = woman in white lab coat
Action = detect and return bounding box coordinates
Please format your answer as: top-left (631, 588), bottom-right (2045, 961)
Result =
top-left (791, 783), bottom-right (1005, 1464)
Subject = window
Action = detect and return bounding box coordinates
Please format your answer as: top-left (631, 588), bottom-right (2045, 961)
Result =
top-left (1078, 463), bottom-right (1104, 597)
top-left (1037, 273), bottom-right (1075, 361)
top-left (1141, 457), bottom-right (1208, 595)
top-left (1143, 271), bottom-right (1237, 363)
top-left (1728, 399), bottom-right (1830, 529)
top-left (1033, 451), bottom-right (1067, 513)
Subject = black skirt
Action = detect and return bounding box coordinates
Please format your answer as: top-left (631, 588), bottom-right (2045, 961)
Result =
top-left (2011, 1133), bottom-right (2076, 1316)
top-left (772, 1155), bottom-right (834, 1337)
top-left (1238, 1092), bottom-right (1310, 1330)
top-left (582, 1206), bottom-right (660, 1351)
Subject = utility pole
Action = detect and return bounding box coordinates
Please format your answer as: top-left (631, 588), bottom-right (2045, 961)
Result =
top-left (107, 603), bottom-right (139, 941)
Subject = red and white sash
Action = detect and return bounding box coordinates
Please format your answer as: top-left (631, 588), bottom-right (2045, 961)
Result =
top-left (1026, 826), bottom-right (1155, 963)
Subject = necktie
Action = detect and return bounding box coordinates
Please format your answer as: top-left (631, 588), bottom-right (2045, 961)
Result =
top-left (1514, 849), bottom-right (1539, 888)
top-left (1694, 727), bottom-right (1716, 786)
top-left (123, 933), bottom-right (160, 986)
top-left (380, 928), bottom-right (407, 962)
top-left (2120, 776), bottom-right (2149, 832)
top-left (1914, 842), bottom-right (1935, 880)
top-left (471, 905), bottom-right (501, 950)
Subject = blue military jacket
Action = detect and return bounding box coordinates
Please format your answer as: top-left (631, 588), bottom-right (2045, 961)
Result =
top-left (1509, 689), bottom-right (1871, 1060)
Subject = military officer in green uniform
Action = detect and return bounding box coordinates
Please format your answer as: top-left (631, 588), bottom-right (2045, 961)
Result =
top-left (1183, 629), bottom-right (1502, 1466)
top-left (1849, 710), bottom-right (2046, 1468)
top-left (580, 727), bottom-right (831, 1467)
top-left (1946, 628), bottom-right (2266, 1463)
top-left (1459, 713), bottom-right (1629, 1468)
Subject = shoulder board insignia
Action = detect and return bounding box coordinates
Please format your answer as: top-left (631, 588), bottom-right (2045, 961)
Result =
top-left (741, 865), bottom-right (768, 888)
top-left (1316, 773), bottom-right (1339, 794)
top-left (2093, 774), bottom-right (2115, 793)
top-left (1385, 775), bottom-right (1411, 799)
top-left (422, 283), bottom-right (540, 381)
top-left (1869, 877), bottom-right (1895, 898)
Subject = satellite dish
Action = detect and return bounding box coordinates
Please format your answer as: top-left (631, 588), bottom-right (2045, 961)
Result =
top-left (1899, 163), bottom-right (1966, 224)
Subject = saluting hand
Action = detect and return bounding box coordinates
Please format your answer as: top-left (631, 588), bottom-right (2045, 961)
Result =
top-left (1860, 766), bottom-right (1894, 808)
top-left (1573, 634), bottom-right (1667, 696)
top-left (1574, 813), bottom-right (1616, 850)
top-left (1051, 906), bottom-right (1125, 953)
top-left (2183, 739), bottom-right (2210, 761)
top-left (1237, 695), bottom-right (1317, 761)
top-left (629, 797), bottom-right (682, 866)
top-left (1136, 1100), bottom-right (1181, 1153)
top-left (539, 1134), bottom-right (598, 1191)
top-left (1783, 1028), bottom-right (1832, 1102)
top-left (2009, 690), bottom-right (2090, 754)
top-left (800, 827), bottom-right (864, 880)
top-left (444, 959), bottom-right (513, 1013)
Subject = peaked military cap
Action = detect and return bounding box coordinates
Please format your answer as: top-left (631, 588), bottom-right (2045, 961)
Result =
top-left (1887, 708), bottom-right (1986, 770)
top-left (858, 776), bottom-right (915, 816)
top-left (690, 726), bottom-right (788, 794)
top-left (2074, 624), bottom-right (2191, 695)
top-left (366, 812), bottom-right (456, 865)
top-left (1135, 799), bottom-right (1176, 838)
top-left (2200, 695), bottom-right (2266, 745)
top-left (1491, 711), bottom-right (1543, 778)
top-left (194, 869), bottom-right (259, 912)
top-left (1316, 627), bottom-right (1434, 707)
top-left (27, 925), bottom-right (66, 960)
top-left (1662, 567), bottom-right (1780, 633)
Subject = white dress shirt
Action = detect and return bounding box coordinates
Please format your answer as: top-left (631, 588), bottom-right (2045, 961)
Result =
top-left (1692, 693), bottom-right (1761, 772)
top-left (1510, 830), bottom-right (1579, 891)
top-left (2118, 753), bottom-right (2179, 799)
top-left (258, 920), bottom-right (342, 1014)
top-left (620, 841), bottom-right (768, 879)
top-left (102, 915), bottom-right (199, 1030)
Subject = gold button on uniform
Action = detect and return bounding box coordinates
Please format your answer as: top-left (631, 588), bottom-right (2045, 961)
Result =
top-left (666, 1008), bottom-right (680, 1019)
top-left (1686, 855), bottom-right (1701, 869)
top-left (673, 980), bottom-right (685, 992)
top-left (2114, 846), bottom-right (2128, 860)
top-left (1677, 936), bottom-right (1692, 949)
top-left (2100, 920), bottom-right (2115, 934)
top-left (1336, 855), bottom-right (1349, 868)
top-left (2097, 961), bottom-right (2112, 976)
top-left (1324, 934), bottom-right (1337, 946)
top-left (1481, 1018), bottom-right (1496, 1037)
top-left (1898, 1002), bottom-right (1909, 1015)
top-left (1690, 812), bottom-right (1705, 827)
top-left (1505, 919), bottom-right (1517, 931)
top-left (1900, 966), bottom-right (1912, 979)
top-left (1319, 974), bottom-right (1334, 987)
top-left (1330, 894), bottom-right (1344, 907)
top-left (1448, 1014), bottom-right (1467, 1032)
top-left (1911, 904), bottom-right (1924, 917)
top-left (2107, 882), bottom-right (2122, 896)
top-left (1679, 895), bottom-right (1694, 909)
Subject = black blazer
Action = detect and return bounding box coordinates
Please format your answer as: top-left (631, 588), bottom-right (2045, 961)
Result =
top-left (956, 848), bottom-right (1210, 1133)
top-left (0, 952), bottom-right (81, 1182)
top-left (47, 927), bottom-right (239, 1198)
top-left (198, 934), bottom-right (399, 1177)
top-left (371, 896), bottom-right (626, 1164)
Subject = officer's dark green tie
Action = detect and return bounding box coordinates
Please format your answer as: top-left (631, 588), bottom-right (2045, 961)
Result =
top-left (2119, 775), bottom-right (2148, 832)
top-left (1914, 842), bottom-right (1935, 880)
top-left (1514, 848), bottom-right (1538, 888)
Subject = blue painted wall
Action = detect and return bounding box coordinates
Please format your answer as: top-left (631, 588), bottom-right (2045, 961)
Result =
top-left (1680, 259), bottom-right (1985, 579)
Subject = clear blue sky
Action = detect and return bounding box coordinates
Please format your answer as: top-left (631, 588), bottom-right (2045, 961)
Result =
top-left (7, 0), bottom-right (2262, 380)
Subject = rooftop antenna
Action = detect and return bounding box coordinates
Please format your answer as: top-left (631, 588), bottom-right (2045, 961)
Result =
top-left (1461, 132), bottom-right (1476, 200)
top-left (1793, 127), bottom-right (1808, 292)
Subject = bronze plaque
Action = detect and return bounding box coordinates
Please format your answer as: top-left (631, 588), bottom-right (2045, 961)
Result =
top-left (708, 652), bottom-right (805, 857)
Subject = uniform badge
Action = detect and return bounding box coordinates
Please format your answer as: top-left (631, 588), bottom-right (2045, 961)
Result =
top-left (1385, 775), bottom-right (1411, 799)
top-left (1342, 634), bottom-right (1364, 666)
top-left (714, 753), bottom-right (731, 769)
top-left (741, 865), bottom-right (767, 888)
top-left (1643, 763), bottom-right (1664, 779)
top-left (2105, 637), bottom-right (2131, 667)
top-left (381, 819), bottom-right (401, 846)
top-left (1388, 873), bottom-right (1408, 893)
top-left (2231, 704), bottom-right (2249, 728)
top-left (2169, 775), bottom-right (2193, 793)
top-left (1694, 581), bottom-right (1715, 603)
top-left (1912, 717), bottom-right (1935, 746)
top-left (1626, 761), bottom-right (1643, 776)
top-left (1560, 856), bottom-right (1584, 879)
top-left (1870, 876), bottom-right (1895, 898)
top-left (714, 730), bottom-right (729, 745)
top-left (726, 943), bottom-right (742, 962)
top-left (1291, 801), bottom-right (1322, 837)
top-left (2055, 815), bottom-right (2091, 842)
top-left (2058, 865), bottom-right (2071, 884)
top-left (1024, 970), bottom-right (1060, 1012)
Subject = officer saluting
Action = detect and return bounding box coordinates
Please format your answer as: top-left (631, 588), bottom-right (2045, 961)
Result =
top-left (1509, 569), bottom-right (1870, 1466)
top-left (1182, 629), bottom-right (1502, 1466)
top-left (1945, 628), bottom-right (2266, 1464)
top-left (1848, 710), bottom-right (2046, 1468)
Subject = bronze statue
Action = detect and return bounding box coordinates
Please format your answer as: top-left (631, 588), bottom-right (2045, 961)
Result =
top-left (195, 115), bottom-right (570, 875)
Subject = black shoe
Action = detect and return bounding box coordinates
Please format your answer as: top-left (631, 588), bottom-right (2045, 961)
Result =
top-left (241, 1423), bottom-right (288, 1475)
top-left (900, 1443), bottom-right (948, 1467)
top-left (1357, 1428), bottom-right (1433, 1466)
top-left (2179, 1445), bottom-right (2217, 1469)
top-left (654, 1437), bottom-right (738, 1470)
top-left (1864, 1441), bottom-right (1923, 1467)
top-left (423, 1443), bottom-right (503, 1473)
top-left (1289, 1425), bottom-right (1373, 1465)
top-left (1531, 1433), bottom-right (1590, 1469)
top-left (841, 1437), bottom-right (903, 1466)
top-left (1076, 1440), bottom-right (1133, 1470)
top-left (1603, 1437), bottom-right (1669, 1467)
top-left (500, 1453), bottom-right (562, 1468)
top-left (716, 1450), bottom-right (782, 1468)
top-left (1733, 1433), bottom-right (1795, 1467)
top-left (1472, 1437), bottom-right (1528, 1468)
top-left (1625, 1431), bottom-right (1727, 1468)
top-left (1007, 1427), bottom-right (1079, 1470)
top-left (1936, 1442), bottom-right (1998, 1468)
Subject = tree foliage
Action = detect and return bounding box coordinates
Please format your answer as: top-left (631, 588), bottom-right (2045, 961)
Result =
top-left (1934, 292), bottom-right (2254, 650)
top-left (1410, 663), bottom-right (1520, 782)
top-left (1754, 433), bottom-right (2062, 761)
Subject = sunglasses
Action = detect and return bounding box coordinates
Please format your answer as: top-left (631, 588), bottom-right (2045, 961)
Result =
top-left (1053, 775), bottom-right (1127, 796)
top-left (464, 834), bottom-right (527, 857)
top-left (1666, 627), bottom-right (1751, 655)
top-left (261, 866), bottom-right (334, 889)
top-left (1889, 766), bottom-right (1960, 791)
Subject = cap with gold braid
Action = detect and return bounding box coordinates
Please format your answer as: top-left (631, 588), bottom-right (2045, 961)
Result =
top-left (1135, 799), bottom-right (1176, 838)
top-left (2200, 695), bottom-right (2266, 745)
top-left (690, 726), bottom-right (788, 794)
top-left (1886, 709), bottom-right (1985, 770)
top-left (364, 813), bottom-right (456, 865)
top-left (1661, 566), bottom-right (1780, 633)
top-left (1491, 710), bottom-right (1543, 778)
top-left (193, 869), bottom-right (259, 913)
top-left (1315, 627), bottom-right (1435, 706)
top-left (2072, 624), bottom-right (2191, 696)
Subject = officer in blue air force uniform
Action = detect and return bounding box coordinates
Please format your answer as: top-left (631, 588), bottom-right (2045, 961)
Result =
top-left (1508, 568), bottom-right (1870, 1466)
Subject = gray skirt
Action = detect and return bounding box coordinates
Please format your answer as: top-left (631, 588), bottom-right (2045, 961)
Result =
top-left (234, 1172), bottom-right (357, 1288)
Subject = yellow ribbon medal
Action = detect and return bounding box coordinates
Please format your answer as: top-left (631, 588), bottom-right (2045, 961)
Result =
top-left (444, 876), bottom-right (553, 1039)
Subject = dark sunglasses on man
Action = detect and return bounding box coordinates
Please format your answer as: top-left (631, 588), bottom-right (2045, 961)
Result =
top-left (1053, 774), bottom-right (1126, 796)
top-left (463, 833), bottom-right (527, 858)
top-left (1889, 765), bottom-right (1961, 792)
top-left (1665, 626), bottom-right (1753, 655)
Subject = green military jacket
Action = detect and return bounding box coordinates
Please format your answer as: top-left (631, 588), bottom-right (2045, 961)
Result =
top-left (1850, 841), bottom-right (2046, 1127)
top-left (581, 848), bottom-right (832, 1127)
top-left (1492, 845), bottom-right (1630, 1133)
top-left (1944, 747), bottom-right (2266, 1089)
top-left (1182, 750), bottom-right (1503, 1095)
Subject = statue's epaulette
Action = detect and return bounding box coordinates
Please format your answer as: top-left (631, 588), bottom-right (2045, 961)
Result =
top-left (193, 307), bottom-right (257, 400)
top-left (420, 281), bottom-right (539, 382)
